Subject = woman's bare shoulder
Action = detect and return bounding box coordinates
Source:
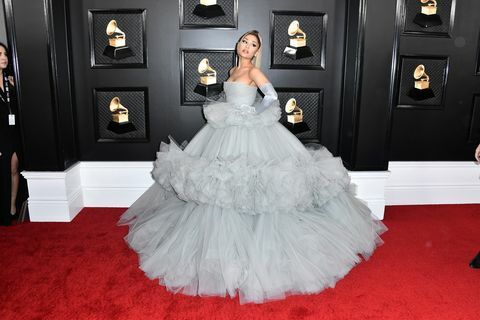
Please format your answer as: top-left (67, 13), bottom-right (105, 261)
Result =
top-left (248, 67), bottom-right (263, 76)
top-left (249, 67), bottom-right (269, 86)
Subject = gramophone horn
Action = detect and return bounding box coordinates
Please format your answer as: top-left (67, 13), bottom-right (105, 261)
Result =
top-left (287, 20), bottom-right (306, 38)
top-left (109, 97), bottom-right (128, 113)
top-left (285, 98), bottom-right (297, 113)
top-left (414, 64), bottom-right (429, 81)
top-left (109, 97), bottom-right (120, 112)
top-left (413, 64), bottom-right (424, 79)
top-left (198, 58), bottom-right (210, 73)
top-left (288, 21), bottom-right (300, 36)
top-left (106, 20), bottom-right (124, 36)
top-left (198, 58), bottom-right (216, 76)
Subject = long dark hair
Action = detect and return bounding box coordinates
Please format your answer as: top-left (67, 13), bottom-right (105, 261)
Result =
top-left (0, 42), bottom-right (12, 75)
top-left (0, 42), bottom-right (8, 51)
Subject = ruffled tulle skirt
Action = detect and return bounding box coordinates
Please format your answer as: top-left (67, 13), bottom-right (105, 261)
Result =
top-left (119, 100), bottom-right (386, 304)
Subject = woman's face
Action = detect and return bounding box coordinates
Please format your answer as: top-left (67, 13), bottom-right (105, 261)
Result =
top-left (237, 34), bottom-right (260, 61)
top-left (0, 46), bottom-right (8, 70)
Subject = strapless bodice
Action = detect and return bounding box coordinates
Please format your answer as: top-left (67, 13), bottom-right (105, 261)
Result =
top-left (223, 81), bottom-right (257, 106)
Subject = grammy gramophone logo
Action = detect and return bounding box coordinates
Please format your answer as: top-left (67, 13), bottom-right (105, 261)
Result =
top-left (285, 98), bottom-right (303, 124)
top-left (109, 97), bottom-right (129, 123)
top-left (198, 58), bottom-right (217, 85)
top-left (107, 97), bottom-right (136, 134)
top-left (413, 0), bottom-right (442, 28)
top-left (283, 97), bottom-right (310, 134)
top-left (193, 58), bottom-right (223, 97)
top-left (192, 0), bottom-right (226, 19)
top-left (103, 20), bottom-right (135, 59)
top-left (283, 20), bottom-right (313, 60)
top-left (407, 64), bottom-right (435, 101)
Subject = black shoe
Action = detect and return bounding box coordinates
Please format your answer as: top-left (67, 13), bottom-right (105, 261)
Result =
top-left (0, 220), bottom-right (12, 226)
top-left (469, 252), bottom-right (480, 269)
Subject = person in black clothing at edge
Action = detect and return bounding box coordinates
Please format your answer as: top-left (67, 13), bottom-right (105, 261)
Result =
top-left (471, 144), bottom-right (480, 268)
top-left (0, 42), bottom-right (20, 226)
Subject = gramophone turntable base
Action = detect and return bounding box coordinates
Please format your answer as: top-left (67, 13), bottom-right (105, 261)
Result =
top-left (103, 46), bottom-right (135, 60)
top-left (413, 13), bottom-right (442, 28)
top-left (282, 121), bottom-right (310, 135)
top-left (107, 121), bottom-right (136, 134)
top-left (283, 46), bottom-right (314, 60)
top-left (192, 4), bottom-right (226, 19)
top-left (194, 83), bottom-right (223, 97)
top-left (407, 88), bottom-right (435, 101)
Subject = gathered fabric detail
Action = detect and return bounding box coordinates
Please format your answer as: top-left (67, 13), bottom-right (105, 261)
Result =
top-left (119, 81), bottom-right (386, 304)
top-left (203, 99), bottom-right (281, 129)
top-left (152, 141), bottom-right (352, 215)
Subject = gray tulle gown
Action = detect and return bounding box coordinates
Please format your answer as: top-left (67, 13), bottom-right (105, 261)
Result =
top-left (119, 81), bottom-right (387, 304)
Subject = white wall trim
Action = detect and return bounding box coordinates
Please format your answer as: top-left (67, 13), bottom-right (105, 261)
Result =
top-left (20, 161), bottom-right (480, 222)
top-left (81, 162), bottom-right (154, 207)
top-left (350, 171), bottom-right (390, 220)
top-left (386, 161), bottom-right (480, 205)
top-left (80, 162), bottom-right (389, 219)
top-left (21, 162), bottom-right (83, 222)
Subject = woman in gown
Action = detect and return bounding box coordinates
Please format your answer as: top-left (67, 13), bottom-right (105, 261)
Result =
top-left (119, 30), bottom-right (386, 304)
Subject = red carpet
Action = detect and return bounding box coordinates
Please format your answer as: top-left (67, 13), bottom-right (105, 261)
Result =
top-left (1, 205), bottom-right (479, 320)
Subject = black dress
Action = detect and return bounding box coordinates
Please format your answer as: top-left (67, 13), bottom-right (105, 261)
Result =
top-left (0, 83), bottom-right (19, 226)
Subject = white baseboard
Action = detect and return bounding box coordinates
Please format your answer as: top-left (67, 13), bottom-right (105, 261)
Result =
top-left (26, 188), bottom-right (83, 222)
top-left (350, 171), bottom-right (391, 220)
top-left (20, 161), bottom-right (480, 222)
top-left (80, 162), bottom-right (153, 207)
top-left (386, 162), bottom-right (480, 205)
top-left (80, 162), bottom-right (389, 219)
top-left (21, 163), bottom-right (83, 222)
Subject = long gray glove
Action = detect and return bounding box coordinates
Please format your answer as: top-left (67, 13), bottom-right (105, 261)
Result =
top-left (255, 83), bottom-right (278, 114)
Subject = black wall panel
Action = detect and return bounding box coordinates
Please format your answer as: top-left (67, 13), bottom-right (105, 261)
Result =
top-left (4, 0), bottom-right (77, 170)
top-left (8, 0), bottom-right (479, 171)
top-left (339, 0), bottom-right (398, 170)
top-left (67, 0), bottom-right (346, 161)
top-left (47, 0), bottom-right (78, 169)
top-left (389, 0), bottom-right (480, 160)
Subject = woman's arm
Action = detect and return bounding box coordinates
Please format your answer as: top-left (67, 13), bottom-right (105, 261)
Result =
top-left (475, 144), bottom-right (480, 162)
top-left (250, 68), bottom-right (278, 114)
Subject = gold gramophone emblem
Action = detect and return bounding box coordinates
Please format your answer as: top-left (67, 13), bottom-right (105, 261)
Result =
top-left (198, 58), bottom-right (217, 85)
top-left (106, 20), bottom-right (126, 48)
top-left (285, 98), bottom-right (303, 124)
top-left (288, 20), bottom-right (306, 48)
top-left (420, 0), bottom-right (437, 15)
top-left (413, 0), bottom-right (442, 28)
top-left (103, 19), bottom-right (134, 59)
top-left (283, 20), bottom-right (313, 60)
top-left (407, 63), bottom-right (435, 100)
top-left (109, 97), bottom-right (129, 123)
top-left (413, 65), bottom-right (430, 90)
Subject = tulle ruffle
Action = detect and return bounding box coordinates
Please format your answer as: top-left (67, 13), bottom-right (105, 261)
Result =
top-left (120, 183), bottom-right (386, 304)
top-left (119, 81), bottom-right (386, 304)
top-left (203, 99), bottom-right (281, 128)
top-left (151, 140), bottom-right (352, 215)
